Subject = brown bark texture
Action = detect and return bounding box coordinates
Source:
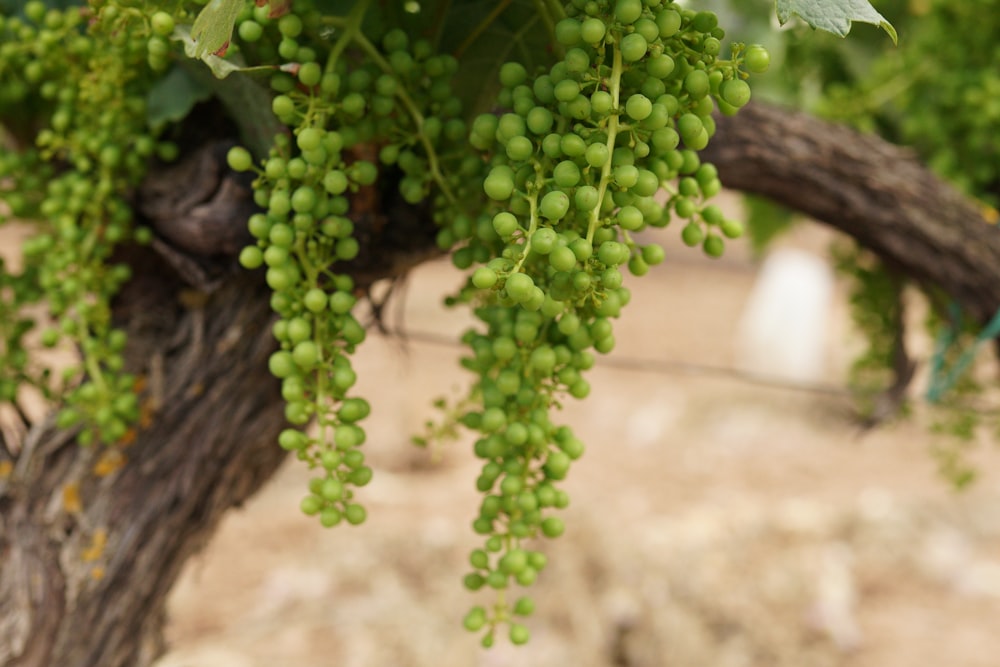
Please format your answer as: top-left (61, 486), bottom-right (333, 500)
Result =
top-left (1, 103), bottom-right (999, 667)
top-left (0, 247), bottom-right (285, 667)
top-left (702, 103), bottom-right (1000, 326)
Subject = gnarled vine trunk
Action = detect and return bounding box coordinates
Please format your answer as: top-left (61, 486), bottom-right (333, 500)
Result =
top-left (703, 103), bottom-right (1000, 325)
top-left (1, 104), bottom-right (998, 667)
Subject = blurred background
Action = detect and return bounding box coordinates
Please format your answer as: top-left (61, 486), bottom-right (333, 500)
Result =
top-left (153, 204), bottom-right (1000, 667)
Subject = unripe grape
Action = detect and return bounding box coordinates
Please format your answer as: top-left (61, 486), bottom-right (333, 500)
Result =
top-left (339, 398), bottom-right (370, 424)
top-left (574, 185), bottom-right (599, 210)
top-left (541, 517), bottom-right (565, 537)
top-left (499, 61), bottom-right (528, 87)
top-left (506, 135), bottom-right (534, 161)
top-left (720, 218), bottom-right (744, 238)
top-left (684, 69), bottom-right (710, 99)
top-left (581, 143), bottom-right (607, 169)
top-left (292, 341), bottom-right (319, 370)
top-left (239, 246), bottom-right (263, 269)
top-left (613, 164), bottom-right (639, 189)
top-left (344, 504), bottom-right (366, 525)
top-left (687, 128), bottom-right (709, 151)
top-left (497, 113), bottom-right (526, 141)
top-left (560, 133), bottom-right (586, 157)
top-left (499, 548), bottom-right (528, 574)
top-left (470, 114), bottom-right (498, 149)
top-left (681, 222), bottom-right (704, 247)
top-left (647, 53), bottom-right (675, 79)
top-left (546, 246), bottom-right (575, 272)
top-left (268, 350), bottom-right (295, 378)
top-left (300, 495), bottom-right (323, 516)
top-left (484, 171), bottom-right (515, 201)
top-left (564, 47), bottom-right (590, 73)
top-left (555, 17), bottom-right (582, 45)
top-left (651, 127), bottom-right (680, 154)
top-left (531, 227), bottom-right (558, 254)
top-left (526, 107), bottom-right (554, 135)
top-left (553, 160), bottom-right (581, 187)
top-left (554, 78), bottom-right (580, 103)
top-left (691, 11), bottom-right (718, 33)
top-left (510, 624), bottom-right (530, 645)
top-left (655, 7), bottom-right (681, 36)
top-left (464, 607), bottom-right (488, 631)
top-left (642, 243), bottom-right (665, 265)
top-left (720, 78), bottom-right (751, 108)
top-left (514, 596), bottom-right (536, 616)
top-left (625, 94), bottom-right (653, 121)
top-left (628, 255), bottom-right (649, 276)
top-left (615, 0), bottom-right (643, 24)
top-left (472, 267), bottom-right (498, 289)
top-left (703, 233), bottom-right (725, 257)
top-left (320, 477), bottom-right (344, 502)
top-left (620, 33), bottom-right (648, 62)
top-left (540, 191), bottom-right (570, 220)
top-left (544, 451), bottom-right (571, 480)
top-left (320, 508), bottom-right (342, 528)
top-left (505, 273), bottom-right (534, 303)
top-left (303, 288), bottom-right (327, 313)
top-left (744, 44), bottom-right (770, 73)
top-left (226, 146), bottom-right (253, 172)
top-left (675, 196), bottom-right (696, 218)
top-left (617, 205), bottom-right (643, 230)
top-left (298, 61), bottom-right (322, 87)
top-left (677, 113), bottom-right (703, 144)
top-left (580, 17), bottom-right (606, 43)
top-left (150, 11), bottom-right (175, 37)
top-left (290, 186), bottom-right (316, 213)
top-left (279, 429), bottom-right (307, 451)
top-left (590, 90), bottom-right (613, 115)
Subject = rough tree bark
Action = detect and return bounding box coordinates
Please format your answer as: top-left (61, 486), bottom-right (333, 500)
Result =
top-left (1, 103), bottom-right (998, 667)
top-left (703, 103), bottom-right (1000, 326)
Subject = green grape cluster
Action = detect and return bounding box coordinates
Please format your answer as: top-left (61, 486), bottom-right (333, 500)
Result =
top-left (448, 0), bottom-right (764, 644)
top-left (227, 1), bottom-right (476, 528)
top-left (0, 1), bottom-right (173, 444)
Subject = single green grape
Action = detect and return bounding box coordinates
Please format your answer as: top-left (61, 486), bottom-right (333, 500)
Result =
top-left (744, 44), bottom-right (770, 73)
top-left (226, 146), bottom-right (253, 172)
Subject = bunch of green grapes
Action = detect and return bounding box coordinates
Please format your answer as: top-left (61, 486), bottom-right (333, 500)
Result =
top-left (446, 0), bottom-right (766, 645)
top-left (0, 1), bottom-right (176, 444)
top-left (226, 1), bottom-right (477, 528)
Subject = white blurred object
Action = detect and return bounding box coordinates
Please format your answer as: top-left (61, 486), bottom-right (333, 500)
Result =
top-left (735, 248), bottom-right (835, 383)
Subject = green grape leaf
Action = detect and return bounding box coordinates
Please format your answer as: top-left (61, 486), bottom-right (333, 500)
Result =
top-left (775, 0), bottom-right (897, 43)
top-left (174, 25), bottom-right (262, 79)
top-left (190, 0), bottom-right (246, 58)
top-left (146, 64), bottom-right (213, 131)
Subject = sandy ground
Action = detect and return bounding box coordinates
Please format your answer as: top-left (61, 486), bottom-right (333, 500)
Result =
top-left (137, 212), bottom-right (1000, 667)
top-left (5, 205), bottom-right (1000, 665)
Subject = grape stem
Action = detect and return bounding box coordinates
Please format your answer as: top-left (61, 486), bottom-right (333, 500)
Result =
top-left (513, 178), bottom-right (544, 273)
top-left (349, 31), bottom-right (461, 210)
top-left (453, 0), bottom-right (512, 59)
top-left (324, 0), bottom-right (370, 75)
top-left (586, 41), bottom-right (623, 245)
top-left (531, 0), bottom-right (557, 47)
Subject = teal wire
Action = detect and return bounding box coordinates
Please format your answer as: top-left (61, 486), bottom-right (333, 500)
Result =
top-left (926, 303), bottom-right (1000, 403)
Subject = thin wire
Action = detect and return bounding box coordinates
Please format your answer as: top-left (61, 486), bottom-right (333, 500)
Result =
top-left (376, 327), bottom-right (852, 398)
